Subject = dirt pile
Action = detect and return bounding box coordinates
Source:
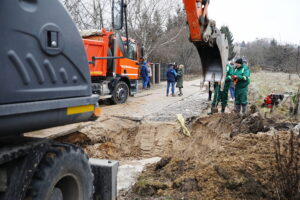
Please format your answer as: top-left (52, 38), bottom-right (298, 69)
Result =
top-left (117, 113), bottom-right (299, 200)
top-left (190, 112), bottom-right (265, 137)
top-left (123, 131), bottom-right (297, 200)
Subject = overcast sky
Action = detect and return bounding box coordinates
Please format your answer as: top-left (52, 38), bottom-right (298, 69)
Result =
top-left (208, 0), bottom-right (300, 45)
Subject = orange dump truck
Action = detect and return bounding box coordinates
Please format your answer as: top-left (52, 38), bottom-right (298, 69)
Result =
top-left (81, 29), bottom-right (142, 104)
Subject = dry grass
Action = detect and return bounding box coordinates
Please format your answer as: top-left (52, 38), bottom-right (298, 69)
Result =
top-left (273, 131), bottom-right (300, 200)
top-left (249, 71), bottom-right (300, 120)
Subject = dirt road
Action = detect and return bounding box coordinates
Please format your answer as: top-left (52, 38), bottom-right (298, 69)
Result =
top-left (100, 79), bottom-right (209, 121)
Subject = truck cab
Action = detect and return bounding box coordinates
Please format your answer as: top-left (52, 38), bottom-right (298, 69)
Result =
top-left (82, 29), bottom-right (142, 104)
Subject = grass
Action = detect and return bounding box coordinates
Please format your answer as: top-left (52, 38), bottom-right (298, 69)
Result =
top-left (249, 71), bottom-right (300, 120)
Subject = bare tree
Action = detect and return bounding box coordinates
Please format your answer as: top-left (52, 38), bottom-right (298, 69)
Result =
top-left (60, 0), bottom-right (112, 30)
top-left (240, 39), bottom-right (298, 73)
top-left (126, 0), bottom-right (183, 59)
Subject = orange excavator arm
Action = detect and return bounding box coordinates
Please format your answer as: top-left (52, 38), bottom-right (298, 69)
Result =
top-left (183, 0), bottom-right (202, 41)
top-left (182, 0), bottom-right (228, 82)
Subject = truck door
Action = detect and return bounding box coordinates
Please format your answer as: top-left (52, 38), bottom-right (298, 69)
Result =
top-left (117, 41), bottom-right (139, 80)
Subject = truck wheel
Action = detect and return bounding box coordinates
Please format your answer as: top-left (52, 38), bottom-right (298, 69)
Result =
top-left (29, 144), bottom-right (93, 200)
top-left (111, 81), bottom-right (129, 104)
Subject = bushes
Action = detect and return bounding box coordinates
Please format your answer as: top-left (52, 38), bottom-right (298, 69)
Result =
top-left (272, 131), bottom-right (300, 200)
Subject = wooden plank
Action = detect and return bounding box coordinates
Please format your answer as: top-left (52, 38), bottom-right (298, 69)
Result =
top-left (24, 122), bottom-right (93, 139)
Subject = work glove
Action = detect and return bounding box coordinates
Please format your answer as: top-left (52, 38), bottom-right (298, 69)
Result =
top-left (232, 75), bottom-right (238, 85)
top-left (232, 75), bottom-right (244, 81)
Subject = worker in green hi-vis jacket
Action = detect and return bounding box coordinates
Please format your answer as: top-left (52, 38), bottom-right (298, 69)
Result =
top-left (232, 58), bottom-right (250, 114)
top-left (220, 63), bottom-right (234, 112)
top-left (209, 63), bottom-right (233, 114)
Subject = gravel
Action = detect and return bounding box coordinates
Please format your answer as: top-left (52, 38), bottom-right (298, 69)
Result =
top-left (145, 91), bottom-right (209, 122)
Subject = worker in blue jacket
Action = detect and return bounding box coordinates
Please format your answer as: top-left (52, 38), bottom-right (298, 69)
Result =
top-left (140, 61), bottom-right (149, 89)
top-left (166, 64), bottom-right (177, 97)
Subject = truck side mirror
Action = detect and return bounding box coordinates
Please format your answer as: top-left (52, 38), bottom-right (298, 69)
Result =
top-left (112, 0), bottom-right (124, 30)
top-left (116, 32), bottom-right (126, 56)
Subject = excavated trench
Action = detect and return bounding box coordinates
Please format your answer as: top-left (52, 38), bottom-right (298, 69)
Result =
top-left (57, 111), bottom-right (298, 199)
top-left (59, 111), bottom-right (268, 162)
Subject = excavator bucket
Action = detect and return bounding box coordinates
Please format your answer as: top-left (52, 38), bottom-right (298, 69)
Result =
top-left (193, 29), bottom-right (228, 82)
top-left (182, 0), bottom-right (229, 83)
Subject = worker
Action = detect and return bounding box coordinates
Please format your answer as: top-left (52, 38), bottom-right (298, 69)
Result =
top-left (208, 81), bottom-right (221, 114)
top-left (147, 62), bottom-right (152, 88)
top-left (208, 82), bottom-right (212, 101)
top-left (176, 65), bottom-right (184, 96)
top-left (232, 58), bottom-right (250, 114)
top-left (229, 81), bottom-right (235, 101)
top-left (220, 63), bottom-right (233, 112)
top-left (229, 62), bottom-right (235, 101)
top-left (166, 64), bottom-right (177, 97)
top-left (208, 63), bottom-right (233, 114)
top-left (140, 61), bottom-right (149, 89)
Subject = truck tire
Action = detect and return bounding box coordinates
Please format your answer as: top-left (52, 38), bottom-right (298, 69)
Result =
top-left (29, 144), bottom-right (93, 200)
top-left (111, 81), bottom-right (129, 104)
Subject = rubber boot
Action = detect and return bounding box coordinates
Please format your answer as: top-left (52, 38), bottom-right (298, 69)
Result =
top-left (208, 91), bottom-right (212, 101)
top-left (235, 105), bottom-right (241, 113)
top-left (208, 106), bottom-right (218, 115)
top-left (221, 105), bottom-right (226, 113)
top-left (179, 88), bottom-right (183, 96)
top-left (242, 105), bottom-right (247, 114)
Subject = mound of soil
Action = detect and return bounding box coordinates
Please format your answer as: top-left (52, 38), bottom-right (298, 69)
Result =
top-left (123, 131), bottom-right (295, 200)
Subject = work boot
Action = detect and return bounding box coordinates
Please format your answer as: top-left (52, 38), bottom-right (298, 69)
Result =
top-left (221, 105), bottom-right (226, 113)
top-left (235, 105), bottom-right (241, 113)
top-left (178, 88), bottom-right (183, 96)
top-left (172, 94), bottom-right (176, 97)
top-left (208, 91), bottom-right (212, 101)
top-left (208, 106), bottom-right (218, 115)
top-left (242, 105), bottom-right (247, 114)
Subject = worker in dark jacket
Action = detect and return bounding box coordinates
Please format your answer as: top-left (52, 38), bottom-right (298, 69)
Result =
top-left (232, 58), bottom-right (250, 114)
top-left (176, 65), bottom-right (184, 96)
top-left (166, 64), bottom-right (177, 97)
top-left (140, 61), bottom-right (148, 89)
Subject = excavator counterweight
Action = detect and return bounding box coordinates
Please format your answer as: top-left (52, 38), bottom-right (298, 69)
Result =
top-left (183, 0), bottom-right (228, 82)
